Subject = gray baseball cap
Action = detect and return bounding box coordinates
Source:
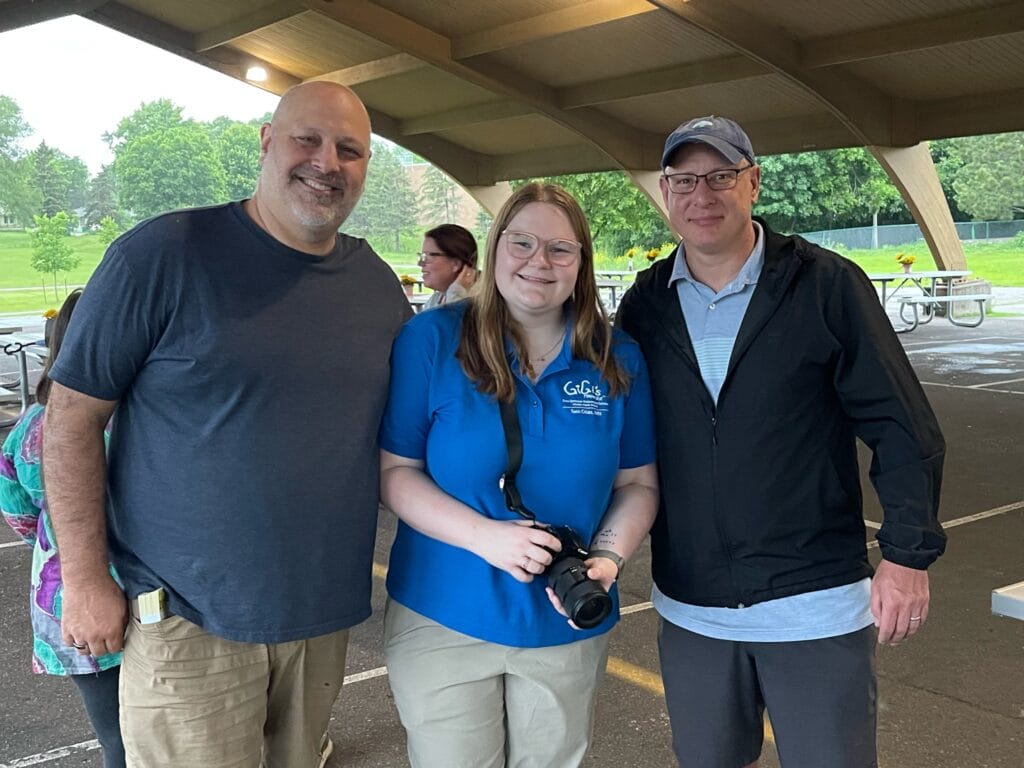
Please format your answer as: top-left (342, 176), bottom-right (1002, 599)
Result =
top-left (662, 115), bottom-right (756, 167)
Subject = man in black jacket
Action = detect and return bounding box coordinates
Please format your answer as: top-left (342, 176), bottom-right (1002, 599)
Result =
top-left (616, 116), bottom-right (945, 768)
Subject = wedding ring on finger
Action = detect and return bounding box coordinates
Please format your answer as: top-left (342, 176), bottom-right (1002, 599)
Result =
top-left (71, 641), bottom-right (88, 650)
top-left (522, 556), bottom-right (531, 571)
top-left (909, 616), bottom-right (922, 622)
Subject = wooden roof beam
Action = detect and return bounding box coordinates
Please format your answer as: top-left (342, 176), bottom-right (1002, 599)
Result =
top-left (560, 55), bottom-right (767, 108)
top-left (193, 1), bottom-right (303, 52)
top-left (490, 143), bottom-right (614, 181)
top-left (802, 3), bottom-right (1024, 68)
top-left (304, 0), bottom-right (649, 169)
top-left (399, 101), bottom-right (533, 136)
top-left (650, 0), bottom-right (906, 147)
top-left (85, 2), bottom-right (300, 95)
top-left (0, 0), bottom-right (106, 34)
top-left (309, 53), bottom-right (427, 87)
top-left (451, 0), bottom-right (657, 59)
top-left (366, 108), bottom-right (494, 187)
top-left (916, 86), bottom-right (1024, 141)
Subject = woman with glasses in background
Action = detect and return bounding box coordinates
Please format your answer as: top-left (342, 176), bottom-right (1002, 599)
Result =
top-left (418, 223), bottom-right (478, 309)
top-left (379, 182), bottom-right (658, 768)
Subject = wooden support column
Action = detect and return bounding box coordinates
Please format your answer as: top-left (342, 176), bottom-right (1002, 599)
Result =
top-left (868, 143), bottom-right (966, 271)
top-left (627, 170), bottom-right (675, 237)
top-left (465, 182), bottom-right (514, 217)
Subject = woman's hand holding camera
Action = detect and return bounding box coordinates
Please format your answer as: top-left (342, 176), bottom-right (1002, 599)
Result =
top-left (476, 519), bottom-right (561, 583)
top-left (545, 556), bottom-right (618, 629)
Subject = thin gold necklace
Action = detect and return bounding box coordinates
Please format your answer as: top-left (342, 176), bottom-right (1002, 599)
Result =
top-left (533, 328), bottom-right (566, 362)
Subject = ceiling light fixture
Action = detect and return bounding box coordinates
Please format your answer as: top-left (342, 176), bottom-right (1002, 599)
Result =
top-left (245, 66), bottom-right (268, 82)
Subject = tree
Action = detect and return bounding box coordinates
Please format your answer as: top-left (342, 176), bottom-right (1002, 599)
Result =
top-left (419, 164), bottom-right (461, 223)
top-left (215, 122), bottom-right (261, 201)
top-left (950, 133), bottom-right (1024, 220)
top-left (115, 122), bottom-right (227, 220)
top-left (97, 216), bottom-right (121, 249)
top-left (30, 212), bottom-right (80, 300)
top-left (105, 98), bottom-right (187, 152)
top-left (835, 148), bottom-right (904, 246)
top-left (929, 139), bottom-right (970, 221)
top-left (346, 140), bottom-right (417, 250)
top-left (474, 208), bottom-right (493, 245)
top-left (756, 148), bottom-right (905, 235)
top-left (515, 171), bottom-right (671, 257)
top-left (0, 94), bottom-right (39, 225)
top-left (29, 141), bottom-right (89, 217)
top-left (86, 163), bottom-right (123, 227)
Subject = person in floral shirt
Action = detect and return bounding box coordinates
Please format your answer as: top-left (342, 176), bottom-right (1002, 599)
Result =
top-left (0, 290), bottom-right (124, 768)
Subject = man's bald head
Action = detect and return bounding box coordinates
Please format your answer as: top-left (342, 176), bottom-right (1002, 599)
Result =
top-left (249, 81), bottom-right (373, 254)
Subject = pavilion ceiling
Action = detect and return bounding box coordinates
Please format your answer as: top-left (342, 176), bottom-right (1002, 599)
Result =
top-left (4, 0), bottom-right (1024, 188)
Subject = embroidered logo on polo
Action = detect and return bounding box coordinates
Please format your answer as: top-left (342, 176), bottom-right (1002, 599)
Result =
top-left (561, 379), bottom-right (609, 416)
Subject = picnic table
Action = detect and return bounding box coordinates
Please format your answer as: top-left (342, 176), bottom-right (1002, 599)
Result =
top-left (866, 270), bottom-right (989, 332)
top-left (867, 270), bottom-right (971, 306)
top-left (408, 293), bottom-right (431, 313)
top-left (596, 278), bottom-right (631, 313)
top-left (992, 580), bottom-right (1024, 622)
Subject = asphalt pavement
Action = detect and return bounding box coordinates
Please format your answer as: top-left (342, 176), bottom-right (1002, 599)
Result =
top-left (1, 317), bottom-right (1022, 768)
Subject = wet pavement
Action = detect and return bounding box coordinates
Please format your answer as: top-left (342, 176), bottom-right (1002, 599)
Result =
top-left (1, 318), bottom-right (1022, 768)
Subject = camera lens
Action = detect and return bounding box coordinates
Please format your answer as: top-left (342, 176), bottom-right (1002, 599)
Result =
top-left (548, 557), bottom-right (612, 629)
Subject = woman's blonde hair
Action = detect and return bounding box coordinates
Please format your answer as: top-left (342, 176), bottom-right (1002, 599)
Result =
top-left (456, 182), bottom-right (629, 401)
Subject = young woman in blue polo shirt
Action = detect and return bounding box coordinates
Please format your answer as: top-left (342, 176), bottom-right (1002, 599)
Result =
top-left (379, 182), bottom-right (658, 768)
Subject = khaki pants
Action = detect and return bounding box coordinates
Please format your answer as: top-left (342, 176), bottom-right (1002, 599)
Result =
top-left (120, 614), bottom-right (348, 768)
top-left (385, 600), bottom-right (610, 768)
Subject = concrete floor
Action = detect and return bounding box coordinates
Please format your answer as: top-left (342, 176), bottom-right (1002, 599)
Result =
top-left (1, 318), bottom-right (1022, 768)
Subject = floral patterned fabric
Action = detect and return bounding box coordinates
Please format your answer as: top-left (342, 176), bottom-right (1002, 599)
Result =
top-left (0, 404), bottom-right (122, 675)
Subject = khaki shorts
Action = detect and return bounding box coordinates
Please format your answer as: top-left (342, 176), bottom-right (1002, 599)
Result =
top-left (120, 614), bottom-right (348, 768)
top-left (384, 600), bottom-right (610, 768)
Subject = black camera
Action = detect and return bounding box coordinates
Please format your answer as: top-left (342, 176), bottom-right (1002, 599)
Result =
top-left (536, 524), bottom-right (612, 629)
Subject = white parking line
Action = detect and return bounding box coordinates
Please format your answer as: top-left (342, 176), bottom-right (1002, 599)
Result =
top-left (920, 381), bottom-right (1024, 395)
top-left (0, 739), bottom-right (100, 767)
top-left (3, 500), bottom-right (1021, 765)
top-left (967, 376), bottom-right (1024, 389)
top-left (902, 335), bottom-right (1010, 349)
top-left (866, 499), bottom-right (1023, 549)
top-left (0, 540), bottom-right (26, 550)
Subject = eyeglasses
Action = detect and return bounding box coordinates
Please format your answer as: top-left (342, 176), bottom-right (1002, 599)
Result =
top-left (416, 251), bottom-right (449, 266)
top-left (500, 230), bottom-right (582, 267)
top-left (662, 165), bottom-right (753, 195)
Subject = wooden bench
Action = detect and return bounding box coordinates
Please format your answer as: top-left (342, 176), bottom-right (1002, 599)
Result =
top-left (897, 293), bottom-right (991, 332)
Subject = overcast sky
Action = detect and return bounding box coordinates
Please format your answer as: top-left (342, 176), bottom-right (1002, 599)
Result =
top-left (0, 15), bottom-right (280, 174)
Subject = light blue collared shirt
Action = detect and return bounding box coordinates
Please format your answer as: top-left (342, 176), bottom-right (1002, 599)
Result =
top-left (668, 222), bottom-right (764, 403)
top-left (655, 222), bottom-right (873, 642)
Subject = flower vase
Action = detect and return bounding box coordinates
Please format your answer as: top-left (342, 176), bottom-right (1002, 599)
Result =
top-left (403, 284), bottom-right (414, 297)
top-left (902, 263), bottom-right (912, 274)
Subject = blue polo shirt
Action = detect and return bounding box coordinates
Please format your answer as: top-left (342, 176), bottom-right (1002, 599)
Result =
top-left (380, 302), bottom-right (656, 648)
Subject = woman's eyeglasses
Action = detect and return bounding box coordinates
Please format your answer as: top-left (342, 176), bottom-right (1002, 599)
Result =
top-left (500, 230), bottom-right (581, 267)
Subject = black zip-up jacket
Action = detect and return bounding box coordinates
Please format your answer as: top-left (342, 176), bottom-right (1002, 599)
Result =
top-left (616, 219), bottom-right (946, 608)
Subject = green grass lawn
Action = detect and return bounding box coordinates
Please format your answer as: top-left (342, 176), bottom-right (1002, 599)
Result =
top-left (0, 231), bottom-right (107, 291)
top-left (1, 230), bottom-right (1020, 315)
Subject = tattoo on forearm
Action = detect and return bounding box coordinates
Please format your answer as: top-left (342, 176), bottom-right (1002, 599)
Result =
top-left (591, 527), bottom-right (618, 549)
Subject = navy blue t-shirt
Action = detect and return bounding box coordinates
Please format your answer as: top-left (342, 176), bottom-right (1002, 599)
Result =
top-left (51, 202), bottom-right (411, 643)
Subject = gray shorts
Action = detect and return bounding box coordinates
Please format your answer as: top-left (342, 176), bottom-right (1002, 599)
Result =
top-left (658, 619), bottom-right (877, 768)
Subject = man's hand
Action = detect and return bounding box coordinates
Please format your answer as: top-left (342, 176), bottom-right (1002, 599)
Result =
top-left (62, 574), bottom-right (128, 657)
top-left (871, 559), bottom-right (930, 645)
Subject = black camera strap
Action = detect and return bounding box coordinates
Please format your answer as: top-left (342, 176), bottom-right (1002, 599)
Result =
top-left (498, 397), bottom-right (535, 522)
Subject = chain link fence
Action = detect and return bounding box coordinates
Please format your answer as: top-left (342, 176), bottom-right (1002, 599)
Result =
top-left (801, 220), bottom-right (1024, 250)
